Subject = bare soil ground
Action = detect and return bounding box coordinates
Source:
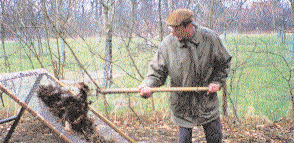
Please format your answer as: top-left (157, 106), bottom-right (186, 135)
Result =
top-left (1, 111), bottom-right (294, 143)
top-left (0, 113), bottom-right (66, 143)
top-left (113, 114), bottom-right (294, 143)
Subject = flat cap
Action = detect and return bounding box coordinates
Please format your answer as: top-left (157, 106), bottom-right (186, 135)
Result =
top-left (166, 9), bottom-right (193, 26)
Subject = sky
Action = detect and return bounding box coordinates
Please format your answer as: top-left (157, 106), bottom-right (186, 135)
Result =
top-left (222, 0), bottom-right (290, 8)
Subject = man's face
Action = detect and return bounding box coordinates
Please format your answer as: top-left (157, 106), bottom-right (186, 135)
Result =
top-left (169, 25), bottom-right (190, 41)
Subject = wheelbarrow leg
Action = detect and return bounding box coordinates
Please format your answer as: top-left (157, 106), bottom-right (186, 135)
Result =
top-left (0, 92), bottom-right (4, 107)
top-left (3, 107), bottom-right (26, 143)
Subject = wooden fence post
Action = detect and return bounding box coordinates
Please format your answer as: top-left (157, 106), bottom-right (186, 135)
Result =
top-left (222, 82), bottom-right (228, 117)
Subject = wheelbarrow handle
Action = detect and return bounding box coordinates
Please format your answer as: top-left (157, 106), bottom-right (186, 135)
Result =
top-left (100, 87), bottom-right (209, 94)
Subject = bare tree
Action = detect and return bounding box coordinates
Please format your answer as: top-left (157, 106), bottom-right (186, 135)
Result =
top-left (288, 0), bottom-right (294, 117)
top-left (158, 0), bottom-right (163, 41)
top-left (100, 0), bottom-right (115, 88)
top-left (0, 0), bottom-right (10, 73)
top-left (209, 0), bottom-right (215, 29)
top-left (100, 0), bottom-right (116, 118)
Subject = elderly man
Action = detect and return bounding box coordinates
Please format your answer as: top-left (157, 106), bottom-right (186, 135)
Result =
top-left (139, 9), bottom-right (231, 143)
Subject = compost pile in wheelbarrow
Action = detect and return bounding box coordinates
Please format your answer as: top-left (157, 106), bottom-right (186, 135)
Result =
top-left (37, 82), bottom-right (116, 143)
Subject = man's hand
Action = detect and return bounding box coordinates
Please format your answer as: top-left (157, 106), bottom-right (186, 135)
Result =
top-left (207, 83), bottom-right (221, 95)
top-left (139, 86), bottom-right (152, 99)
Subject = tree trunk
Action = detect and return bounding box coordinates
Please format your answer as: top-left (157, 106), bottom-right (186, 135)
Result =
top-left (158, 0), bottom-right (163, 41)
top-left (0, 0), bottom-right (10, 73)
top-left (103, 2), bottom-right (113, 89)
top-left (169, 0), bottom-right (174, 12)
top-left (222, 82), bottom-right (228, 117)
top-left (209, 0), bottom-right (215, 29)
top-left (100, 0), bottom-right (115, 119)
top-left (290, 0), bottom-right (294, 117)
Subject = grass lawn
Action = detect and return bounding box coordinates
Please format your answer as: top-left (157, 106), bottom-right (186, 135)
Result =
top-left (0, 33), bottom-right (293, 121)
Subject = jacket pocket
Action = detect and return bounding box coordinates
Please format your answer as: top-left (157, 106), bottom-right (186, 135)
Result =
top-left (170, 92), bottom-right (191, 118)
top-left (199, 92), bottom-right (218, 113)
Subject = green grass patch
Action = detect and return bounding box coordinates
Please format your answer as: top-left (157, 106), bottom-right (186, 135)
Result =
top-left (0, 34), bottom-right (293, 121)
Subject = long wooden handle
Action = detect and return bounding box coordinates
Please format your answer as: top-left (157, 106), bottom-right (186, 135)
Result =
top-left (100, 87), bottom-right (208, 94)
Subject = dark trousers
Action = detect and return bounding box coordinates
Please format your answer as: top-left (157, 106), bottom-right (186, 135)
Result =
top-left (178, 118), bottom-right (222, 143)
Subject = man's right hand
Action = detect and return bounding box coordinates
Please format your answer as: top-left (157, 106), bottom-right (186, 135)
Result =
top-left (138, 86), bottom-right (152, 99)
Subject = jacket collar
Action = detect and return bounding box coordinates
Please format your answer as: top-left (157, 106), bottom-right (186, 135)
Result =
top-left (190, 23), bottom-right (201, 47)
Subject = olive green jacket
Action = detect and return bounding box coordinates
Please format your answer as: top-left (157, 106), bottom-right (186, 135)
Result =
top-left (141, 24), bottom-right (232, 127)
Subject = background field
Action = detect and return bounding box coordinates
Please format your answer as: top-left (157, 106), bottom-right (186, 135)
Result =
top-left (1, 33), bottom-right (293, 121)
top-left (1, 32), bottom-right (294, 142)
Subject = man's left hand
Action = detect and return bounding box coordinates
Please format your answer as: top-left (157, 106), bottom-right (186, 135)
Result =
top-left (207, 83), bottom-right (221, 95)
